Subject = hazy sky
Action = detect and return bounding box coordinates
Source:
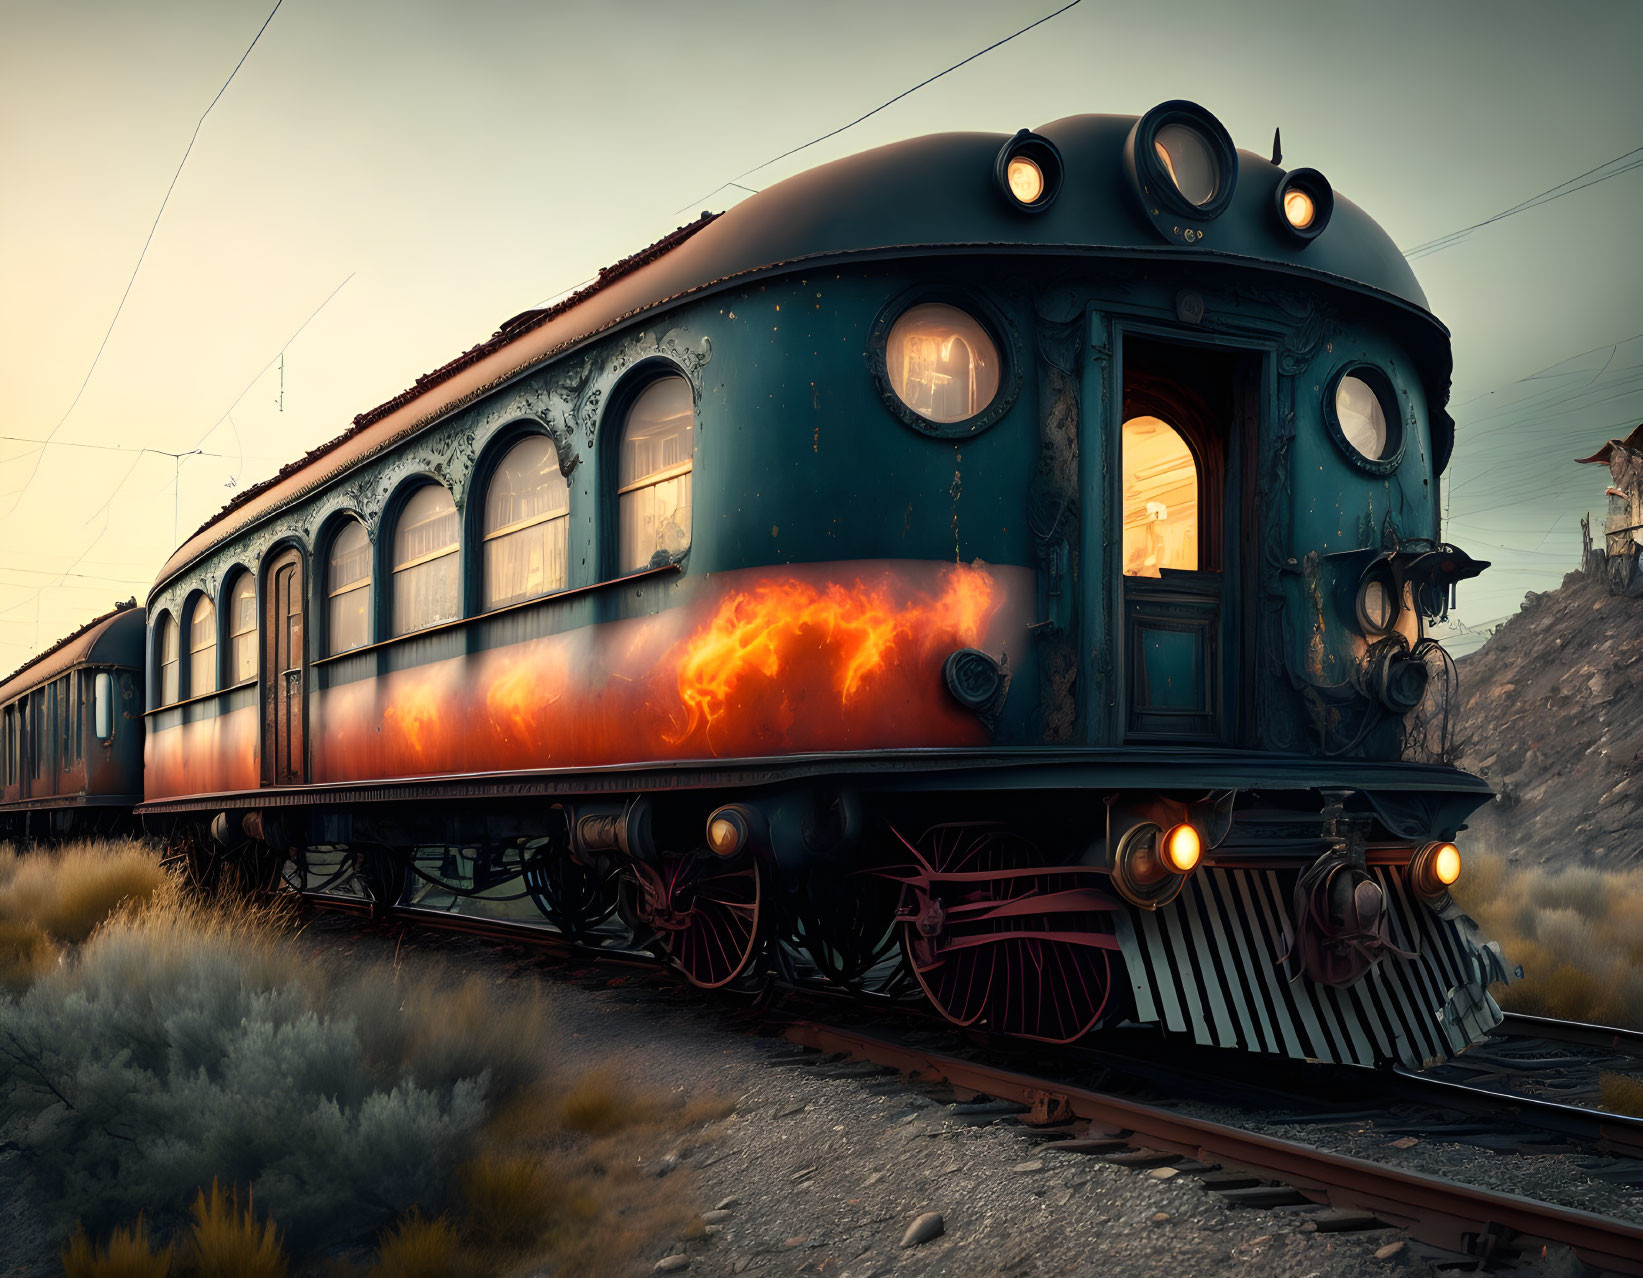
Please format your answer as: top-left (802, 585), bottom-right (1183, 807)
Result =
top-left (1, 0), bottom-right (1639, 672)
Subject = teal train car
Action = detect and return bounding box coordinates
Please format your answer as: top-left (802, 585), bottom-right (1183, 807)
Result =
top-left (136, 101), bottom-right (1507, 1069)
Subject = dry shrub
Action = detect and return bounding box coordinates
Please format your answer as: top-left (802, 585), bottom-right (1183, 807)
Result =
top-left (0, 839), bottom-right (170, 944)
top-left (61, 1216), bottom-right (174, 1278)
top-left (183, 1179), bottom-right (288, 1278)
top-left (1453, 848), bottom-right (1643, 1029)
top-left (365, 1211), bottom-right (482, 1278)
top-left (557, 1066), bottom-right (669, 1135)
top-left (0, 916), bottom-right (59, 988)
top-left (1600, 1072), bottom-right (1643, 1118)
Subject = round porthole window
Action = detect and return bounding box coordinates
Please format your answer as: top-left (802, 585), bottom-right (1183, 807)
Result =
top-left (884, 303), bottom-right (1002, 426)
top-left (1325, 366), bottom-right (1404, 473)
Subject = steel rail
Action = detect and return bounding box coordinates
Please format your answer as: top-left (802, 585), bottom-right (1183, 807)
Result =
top-left (781, 1019), bottom-right (1643, 1276)
top-left (1501, 1013), bottom-right (1643, 1055)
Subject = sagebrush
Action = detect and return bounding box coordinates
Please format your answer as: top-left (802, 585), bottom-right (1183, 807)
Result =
top-left (1454, 848), bottom-right (1643, 1029)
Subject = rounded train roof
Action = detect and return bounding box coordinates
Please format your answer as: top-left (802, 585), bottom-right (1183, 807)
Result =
top-left (153, 106), bottom-right (1442, 594)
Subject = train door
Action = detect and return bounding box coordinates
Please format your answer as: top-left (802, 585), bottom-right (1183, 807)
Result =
top-left (1115, 335), bottom-right (1258, 745)
top-left (263, 548), bottom-right (307, 786)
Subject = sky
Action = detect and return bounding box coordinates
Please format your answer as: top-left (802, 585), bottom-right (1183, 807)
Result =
top-left (1, 0), bottom-right (1640, 673)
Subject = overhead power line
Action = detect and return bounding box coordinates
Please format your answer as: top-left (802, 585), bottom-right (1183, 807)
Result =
top-left (1402, 146), bottom-right (1643, 260)
top-left (676, 0), bottom-right (1084, 214)
top-left (0, 0), bottom-right (286, 524)
top-left (0, 272), bottom-right (353, 637)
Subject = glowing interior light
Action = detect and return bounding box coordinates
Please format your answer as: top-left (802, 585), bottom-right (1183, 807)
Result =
top-left (1433, 842), bottom-right (1461, 886)
top-left (1163, 823), bottom-right (1202, 873)
top-left (1284, 187), bottom-right (1315, 229)
top-left (1007, 155), bottom-right (1045, 204)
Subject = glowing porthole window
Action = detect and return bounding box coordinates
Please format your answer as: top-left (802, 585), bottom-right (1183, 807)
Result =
top-left (1122, 415), bottom-right (1199, 578)
top-left (885, 304), bottom-right (1001, 425)
top-left (1336, 375), bottom-right (1390, 461)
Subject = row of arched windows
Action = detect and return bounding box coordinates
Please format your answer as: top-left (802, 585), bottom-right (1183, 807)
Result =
top-left (152, 373), bottom-right (695, 706)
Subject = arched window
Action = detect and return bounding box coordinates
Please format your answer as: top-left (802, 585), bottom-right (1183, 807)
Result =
top-left (392, 485), bottom-right (460, 636)
top-left (227, 571), bottom-right (257, 684)
top-left (483, 435), bottom-right (569, 610)
top-left (327, 520), bottom-right (372, 655)
top-left (188, 597), bottom-right (217, 696)
top-left (157, 613), bottom-right (180, 706)
top-left (1122, 415), bottom-right (1199, 578)
top-left (617, 376), bottom-right (693, 575)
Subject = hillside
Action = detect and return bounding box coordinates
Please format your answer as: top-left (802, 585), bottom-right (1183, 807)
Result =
top-left (1453, 571), bottom-right (1643, 868)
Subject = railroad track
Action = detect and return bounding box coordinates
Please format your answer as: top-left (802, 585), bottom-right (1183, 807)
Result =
top-left (308, 895), bottom-right (1643, 1273)
top-left (774, 1017), bottom-right (1643, 1277)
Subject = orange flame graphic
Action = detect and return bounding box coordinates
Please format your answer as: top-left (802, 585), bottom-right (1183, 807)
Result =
top-left (670, 562), bottom-right (999, 746)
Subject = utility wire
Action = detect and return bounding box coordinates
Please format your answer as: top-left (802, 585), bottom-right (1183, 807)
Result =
top-left (0, 0), bottom-right (285, 523)
top-left (1402, 146), bottom-right (1643, 259)
top-left (675, 0), bottom-right (1084, 213)
top-left (0, 273), bottom-right (352, 637)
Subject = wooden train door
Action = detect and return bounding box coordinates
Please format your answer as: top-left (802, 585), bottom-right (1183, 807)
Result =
top-left (1115, 335), bottom-right (1257, 746)
top-left (263, 548), bottom-right (306, 786)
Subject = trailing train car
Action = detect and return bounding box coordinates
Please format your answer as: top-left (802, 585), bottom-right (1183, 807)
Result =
top-left (0, 602), bottom-right (146, 842)
top-left (136, 101), bottom-right (1509, 1069)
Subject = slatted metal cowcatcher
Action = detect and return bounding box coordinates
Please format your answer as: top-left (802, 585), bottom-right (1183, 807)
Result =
top-left (1113, 867), bottom-right (1506, 1069)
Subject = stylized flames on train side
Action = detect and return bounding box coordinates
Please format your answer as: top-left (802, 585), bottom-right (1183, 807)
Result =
top-left (147, 561), bottom-right (1030, 798)
top-left (669, 563), bottom-right (1000, 748)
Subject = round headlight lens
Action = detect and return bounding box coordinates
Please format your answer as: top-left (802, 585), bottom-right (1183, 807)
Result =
top-left (1411, 841), bottom-right (1462, 899)
top-left (885, 303), bottom-right (1001, 425)
top-left (1154, 124), bottom-right (1220, 206)
top-left (1283, 187), bottom-right (1316, 229)
top-left (1335, 375), bottom-right (1389, 461)
top-left (1162, 823), bottom-right (1202, 873)
top-left (1007, 155), bottom-right (1045, 205)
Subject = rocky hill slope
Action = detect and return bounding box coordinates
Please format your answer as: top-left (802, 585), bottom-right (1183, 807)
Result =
top-left (1453, 571), bottom-right (1643, 868)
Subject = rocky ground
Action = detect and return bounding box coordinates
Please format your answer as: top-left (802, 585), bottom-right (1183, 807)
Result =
top-left (328, 922), bottom-right (1614, 1278)
top-left (1454, 570), bottom-right (1643, 869)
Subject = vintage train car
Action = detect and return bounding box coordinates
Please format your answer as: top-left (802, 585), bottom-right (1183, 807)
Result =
top-left (0, 602), bottom-right (146, 842)
top-left (138, 101), bottom-right (1507, 1069)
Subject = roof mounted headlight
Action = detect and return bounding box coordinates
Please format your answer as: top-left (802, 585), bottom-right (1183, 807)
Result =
top-left (1124, 100), bottom-right (1238, 241)
top-left (994, 129), bottom-right (1063, 214)
top-left (1274, 168), bottom-right (1334, 243)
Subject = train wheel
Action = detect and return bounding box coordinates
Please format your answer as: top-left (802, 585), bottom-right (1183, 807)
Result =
top-left (889, 824), bottom-right (1122, 1043)
top-left (525, 853), bottom-right (618, 939)
top-left (791, 868), bottom-right (907, 997)
top-left (630, 851), bottom-right (764, 990)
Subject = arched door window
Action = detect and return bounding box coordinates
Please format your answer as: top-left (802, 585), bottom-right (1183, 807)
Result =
top-left (157, 613), bottom-right (180, 705)
top-left (617, 376), bottom-right (693, 574)
top-left (392, 485), bottom-right (460, 635)
top-left (483, 435), bottom-right (569, 610)
top-left (1122, 415), bottom-right (1199, 578)
top-left (326, 521), bottom-right (372, 655)
top-left (188, 598), bottom-right (217, 696)
top-left (227, 571), bottom-right (257, 684)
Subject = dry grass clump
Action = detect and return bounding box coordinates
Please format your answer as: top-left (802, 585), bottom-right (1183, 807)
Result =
top-left (61, 1217), bottom-right (173, 1278)
top-left (1600, 1072), bottom-right (1643, 1119)
top-left (0, 916), bottom-right (60, 988)
top-left (184, 1180), bottom-right (288, 1278)
top-left (1453, 848), bottom-right (1643, 1029)
top-left (0, 838), bottom-right (170, 944)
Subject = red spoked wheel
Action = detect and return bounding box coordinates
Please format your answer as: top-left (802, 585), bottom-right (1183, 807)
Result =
top-left (885, 824), bottom-right (1122, 1043)
top-left (630, 852), bottom-right (764, 990)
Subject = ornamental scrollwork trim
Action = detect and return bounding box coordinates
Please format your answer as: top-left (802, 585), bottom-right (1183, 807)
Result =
top-left (579, 328), bottom-right (714, 447)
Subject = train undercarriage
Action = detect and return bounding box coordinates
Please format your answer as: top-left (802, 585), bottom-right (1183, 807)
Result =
top-left (147, 760), bottom-right (1513, 1072)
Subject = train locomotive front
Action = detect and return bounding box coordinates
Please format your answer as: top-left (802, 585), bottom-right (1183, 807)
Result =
top-left (138, 102), bottom-right (1508, 1070)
